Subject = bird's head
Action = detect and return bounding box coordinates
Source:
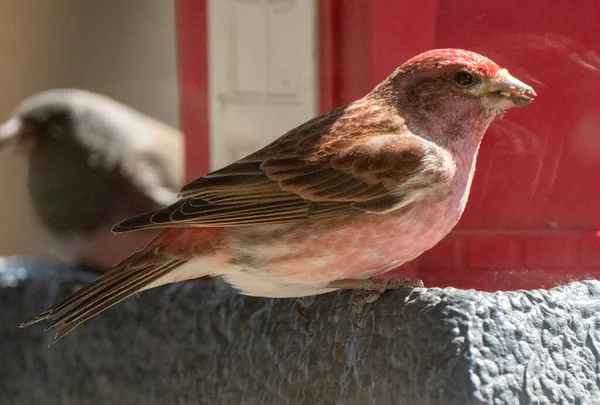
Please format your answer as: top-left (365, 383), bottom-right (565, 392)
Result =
top-left (0, 89), bottom-right (87, 156)
top-left (401, 49), bottom-right (535, 115)
top-left (373, 48), bottom-right (536, 146)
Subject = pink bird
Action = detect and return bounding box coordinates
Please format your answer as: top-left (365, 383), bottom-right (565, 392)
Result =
top-left (22, 49), bottom-right (536, 343)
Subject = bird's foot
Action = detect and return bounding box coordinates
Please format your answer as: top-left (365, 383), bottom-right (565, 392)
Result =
top-left (295, 296), bottom-right (315, 318)
top-left (326, 277), bottom-right (424, 314)
top-left (349, 291), bottom-right (383, 314)
top-left (325, 277), bottom-right (423, 292)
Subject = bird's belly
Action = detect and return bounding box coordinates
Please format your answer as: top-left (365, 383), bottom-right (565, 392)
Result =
top-left (221, 195), bottom-right (463, 296)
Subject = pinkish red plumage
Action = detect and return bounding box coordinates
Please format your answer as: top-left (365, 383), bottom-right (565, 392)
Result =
top-left (402, 48), bottom-right (503, 78)
top-left (21, 49), bottom-right (536, 343)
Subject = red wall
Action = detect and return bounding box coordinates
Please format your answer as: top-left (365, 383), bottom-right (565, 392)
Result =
top-left (178, 1), bottom-right (600, 291)
top-left (320, 1), bottom-right (600, 290)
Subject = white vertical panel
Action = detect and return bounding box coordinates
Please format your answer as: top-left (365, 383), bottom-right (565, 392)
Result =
top-left (266, 2), bottom-right (298, 95)
top-left (233, 1), bottom-right (267, 94)
top-left (208, 0), bottom-right (317, 169)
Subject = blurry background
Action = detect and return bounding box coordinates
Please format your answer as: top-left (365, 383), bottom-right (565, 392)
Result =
top-left (0, 0), bottom-right (178, 259)
top-left (0, 0), bottom-right (598, 289)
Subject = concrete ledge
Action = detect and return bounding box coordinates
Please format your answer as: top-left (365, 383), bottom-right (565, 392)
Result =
top-left (1, 257), bottom-right (599, 404)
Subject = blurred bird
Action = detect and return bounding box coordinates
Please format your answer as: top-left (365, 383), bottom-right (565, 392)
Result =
top-left (0, 89), bottom-right (184, 271)
top-left (22, 49), bottom-right (536, 342)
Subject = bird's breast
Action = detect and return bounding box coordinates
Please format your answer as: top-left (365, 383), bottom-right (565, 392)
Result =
top-left (223, 190), bottom-right (466, 288)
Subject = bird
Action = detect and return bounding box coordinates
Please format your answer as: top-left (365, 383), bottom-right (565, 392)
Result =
top-left (21, 49), bottom-right (536, 343)
top-left (0, 89), bottom-right (184, 271)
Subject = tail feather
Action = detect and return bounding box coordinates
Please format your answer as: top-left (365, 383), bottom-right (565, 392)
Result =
top-left (26, 256), bottom-right (145, 323)
top-left (20, 246), bottom-right (187, 345)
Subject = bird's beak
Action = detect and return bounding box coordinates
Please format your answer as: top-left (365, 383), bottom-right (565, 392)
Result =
top-left (482, 69), bottom-right (537, 111)
top-left (0, 117), bottom-right (34, 154)
top-left (0, 118), bottom-right (23, 148)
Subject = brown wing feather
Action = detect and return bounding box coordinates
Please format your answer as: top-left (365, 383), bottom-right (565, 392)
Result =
top-left (113, 102), bottom-right (443, 233)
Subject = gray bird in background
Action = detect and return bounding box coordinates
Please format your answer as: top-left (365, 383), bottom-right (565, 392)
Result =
top-left (0, 89), bottom-right (184, 271)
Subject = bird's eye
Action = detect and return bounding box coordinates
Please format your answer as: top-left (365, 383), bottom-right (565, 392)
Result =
top-left (453, 71), bottom-right (473, 86)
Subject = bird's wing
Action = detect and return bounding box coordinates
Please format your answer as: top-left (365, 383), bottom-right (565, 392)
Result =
top-left (113, 108), bottom-right (449, 232)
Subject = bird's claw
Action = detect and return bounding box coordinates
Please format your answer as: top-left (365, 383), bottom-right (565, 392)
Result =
top-left (326, 276), bottom-right (424, 292)
top-left (350, 291), bottom-right (383, 314)
top-left (325, 276), bottom-right (424, 317)
top-left (295, 296), bottom-right (315, 319)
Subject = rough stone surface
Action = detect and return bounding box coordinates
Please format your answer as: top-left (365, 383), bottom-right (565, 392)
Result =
top-left (1, 257), bottom-right (600, 405)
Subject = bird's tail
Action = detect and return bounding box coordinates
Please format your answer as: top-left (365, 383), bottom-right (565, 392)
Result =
top-left (20, 234), bottom-right (188, 344)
